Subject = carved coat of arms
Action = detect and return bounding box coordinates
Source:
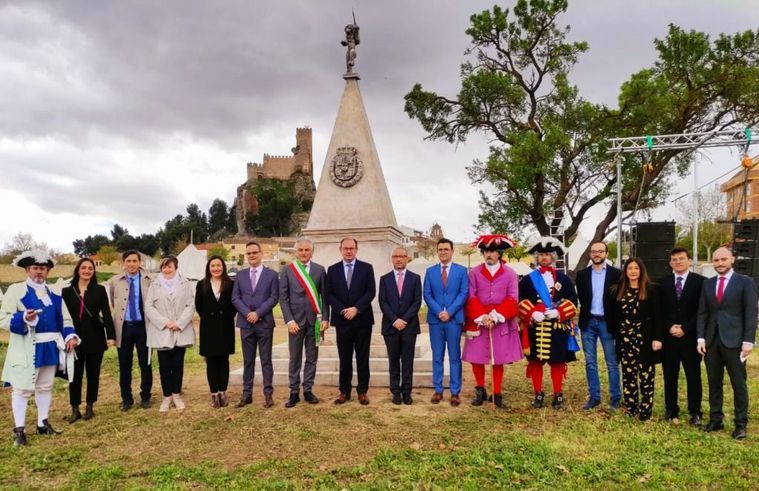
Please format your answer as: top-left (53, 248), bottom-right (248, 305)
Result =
top-left (329, 146), bottom-right (363, 188)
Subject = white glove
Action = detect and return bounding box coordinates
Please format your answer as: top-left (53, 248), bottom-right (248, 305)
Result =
top-left (489, 309), bottom-right (506, 323)
top-left (465, 330), bottom-right (480, 340)
top-left (531, 311), bottom-right (545, 323)
top-left (545, 309), bottom-right (559, 320)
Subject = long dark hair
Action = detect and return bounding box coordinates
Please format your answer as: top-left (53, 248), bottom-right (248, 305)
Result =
top-left (71, 258), bottom-right (98, 287)
top-left (203, 255), bottom-right (232, 292)
top-left (614, 257), bottom-right (650, 301)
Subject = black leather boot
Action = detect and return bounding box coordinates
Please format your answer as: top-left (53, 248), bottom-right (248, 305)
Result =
top-left (471, 386), bottom-right (487, 406)
top-left (37, 419), bottom-right (62, 435)
top-left (494, 394), bottom-right (505, 409)
top-left (552, 392), bottom-right (565, 410)
top-left (66, 405), bottom-right (82, 424)
top-left (82, 404), bottom-right (94, 420)
top-left (13, 427), bottom-right (27, 447)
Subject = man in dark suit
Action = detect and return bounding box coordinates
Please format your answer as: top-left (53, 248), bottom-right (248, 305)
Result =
top-left (378, 247), bottom-right (422, 405)
top-left (325, 237), bottom-right (376, 405)
top-left (232, 241), bottom-right (280, 408)
top-left (697, 247), bottom-right (758, 439)
top-left (660, 247), bottom-right (705, 425)
top-left (575, 241), bottom-right (622, 410)
top-left (279, 238), bottom-right (330, 408)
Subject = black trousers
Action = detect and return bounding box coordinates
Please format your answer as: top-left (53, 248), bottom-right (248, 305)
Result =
top-left (205, 355), bottom-right (230, 393)
top-left (384, 329), bottom-right (417, 396)
top-left (336, 325), bottom-right (372, 396)
top-left (705, 339), bottom-right (749, 426)
top-left (68, 350), bottom-right (105, 406)
top-left (157, 347), bottom-right (186, 397)
top-left (662, 336), bottom-right (702, 417)
top-left (118, 321), bottom-right (153, 403)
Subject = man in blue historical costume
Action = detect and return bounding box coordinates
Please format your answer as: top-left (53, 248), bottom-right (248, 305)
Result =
top-left (1, 250), bottom-right (79, 446)
top-left (518, 237), bottom-right (578, 410)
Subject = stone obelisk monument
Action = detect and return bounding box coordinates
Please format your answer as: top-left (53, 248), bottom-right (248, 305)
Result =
top-left (303, 20), bottom-right (403, 272)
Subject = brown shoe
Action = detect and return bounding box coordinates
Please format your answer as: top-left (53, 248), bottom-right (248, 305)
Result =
top-left (358, 393), bottom-right (370, 405)
top-left (430, 392), bottom-right (443, 404)
top-left (450, 395), bottom-right (461, 407)
top-left (334, 393), bottom-right (350, 404)
top-left (264, 395), bottom-right (274, 408)
top-left (235, 396), bottom-right (252, 408)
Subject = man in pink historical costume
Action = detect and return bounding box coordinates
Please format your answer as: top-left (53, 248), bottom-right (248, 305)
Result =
top-left (463, 234), bottom-right (524, 408)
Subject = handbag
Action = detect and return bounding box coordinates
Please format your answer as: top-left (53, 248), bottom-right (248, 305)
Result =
top-left (566, 324), bottom-right (580, 352)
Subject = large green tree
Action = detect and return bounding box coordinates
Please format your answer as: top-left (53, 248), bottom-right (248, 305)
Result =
top-left (404, 0), bottom-right (759, 270)
top-left (244, 179), bottom-right (299, 237)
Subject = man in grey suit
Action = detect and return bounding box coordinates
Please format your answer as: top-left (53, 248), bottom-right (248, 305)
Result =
top-left (697, 247), bottom-right (758, 439)
top-left (279, 238), bottom-right (330, 408)
top-left (232, 241), bottom-right (280, 408)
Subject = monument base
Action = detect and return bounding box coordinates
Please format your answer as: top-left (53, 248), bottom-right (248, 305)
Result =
top-left (302, 225), bottom-right (404, 276)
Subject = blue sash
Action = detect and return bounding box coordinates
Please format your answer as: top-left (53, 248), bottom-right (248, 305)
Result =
top-left (529, 270), bottom-right (555, 309)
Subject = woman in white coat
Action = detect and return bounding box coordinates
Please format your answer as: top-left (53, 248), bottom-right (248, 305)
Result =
top-left (145, 256), bottom-right (195, 412)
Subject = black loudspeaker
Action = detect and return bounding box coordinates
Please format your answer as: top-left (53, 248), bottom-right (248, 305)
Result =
top-left (734, 259), bottom-right (759, 276)
top-left (733, 220), bottom-right (759, 241)
top-left (632, 222), bottom-right (676, 244)
top-left (732, 240), bottom-right (759, 258)
top-left (631, 242), bottom-right (672, 261)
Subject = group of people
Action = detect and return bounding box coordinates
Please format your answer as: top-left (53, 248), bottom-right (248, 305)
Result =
top-left (0, 232), bottom-right (756, 447)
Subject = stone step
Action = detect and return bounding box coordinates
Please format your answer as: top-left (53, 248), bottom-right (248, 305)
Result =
top-left (319, 332), bottom-right (389, 346)
top-left (272, 343), bottom-right (423, 359)
top-left (254, 357), bottom-right (435, 372)
top-left (230, 370), bottom-right (450, 388)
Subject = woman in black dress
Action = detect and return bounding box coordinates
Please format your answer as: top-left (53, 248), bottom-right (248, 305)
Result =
top-left (611, 257), bottom-right (664, 421)
top-left (61, 258), bottom-right (116, 422)
top-left (195, 255), bottom-right (236, 408)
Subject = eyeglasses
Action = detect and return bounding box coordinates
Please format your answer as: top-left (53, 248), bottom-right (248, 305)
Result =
top-left (589, 250), bottom-right (606, 254)
top-left (391, 255), bottom-right (407, 258)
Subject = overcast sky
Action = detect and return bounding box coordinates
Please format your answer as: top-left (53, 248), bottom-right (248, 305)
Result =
top-left (1, 0), bottom-right (757, 252)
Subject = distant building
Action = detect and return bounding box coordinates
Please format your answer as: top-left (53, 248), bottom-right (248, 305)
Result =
top-left (721, 154), bottom-right (759, 220)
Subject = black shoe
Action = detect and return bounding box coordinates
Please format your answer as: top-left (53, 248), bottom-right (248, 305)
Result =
top-left (402, 393), bottom-right (413, 405)
top-left (285, 393), bottom-right (300, 408)
top-left (37, 419), bottom-right (61, 435)
top-left (303, 392), bottom-right (319, 404)
top-left (531, 391), bottom-right (545, 409)
top-left (12, 427), bottom-right (26, 447)
top-left (120, 400), bottom-right (134, 412)
top-left (493, 394), bottom-right (505, 409)
top-left (583, 398), bottom-right (600, 411)
top-left (66, 405), bottom-right (82, 424)
top-left (639, 413), bottom-right (652, 422)
top-left (392, 393), bottom-right (402, 405)
top-left (471, 386), bottom-right (487, 406)
top-left (703, 421), bottom-right (725, 432)
top-left (732, 426), bottom-right (748, 440)
top-left (83, 404), bottom-right (94, 420)
top-left (552, 393), bottom-right (565, 410)
top-left (140, 398), bottom-right (151, 409)
top-left (689, 414), bottom-right (702, 427)
top-left (236, 396), bottom-right (253, 408)
top-left (664, 411), bottom-right (679, 421)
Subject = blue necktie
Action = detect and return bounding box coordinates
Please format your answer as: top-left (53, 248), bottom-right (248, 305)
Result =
top-left (128, 276), bottom-right (140, 321)
top-left (675, 276), bottom-right (683, 299)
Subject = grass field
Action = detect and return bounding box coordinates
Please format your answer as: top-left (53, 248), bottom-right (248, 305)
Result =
top-left (1, 322), bottom-right (758, 490)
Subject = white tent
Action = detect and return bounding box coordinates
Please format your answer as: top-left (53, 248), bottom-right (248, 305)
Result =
top-left (177, 244), bottom-right (207, 281)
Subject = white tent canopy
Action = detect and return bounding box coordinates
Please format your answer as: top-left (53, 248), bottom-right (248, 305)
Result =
top-left (177, 244), bottom-right (207, 281)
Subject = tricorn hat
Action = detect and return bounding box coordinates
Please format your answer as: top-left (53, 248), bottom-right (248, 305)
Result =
top-left (13, 249), bottom-right (55, 269)
top-left (472, 234), bottom-right (516, 252)
top-left (527, 237), bottom-right (567, 257)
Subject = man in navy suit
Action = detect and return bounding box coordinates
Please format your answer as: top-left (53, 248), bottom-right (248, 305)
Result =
top-left (379, 247), bottom-right (422, 405)
top-left (697, 247), bottom-right (758, 439)
top-left (423, 238), bottom-right (468, 406)
top-left (326, 237), bottom-right (376, 405)
top-left (232, 241), bottom-right (280, 408)
top-left (660, 247), bottom-right (705, 425)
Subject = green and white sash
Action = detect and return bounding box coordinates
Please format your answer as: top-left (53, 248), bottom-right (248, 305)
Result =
top-left (289, 260), bottom-right (323, 343)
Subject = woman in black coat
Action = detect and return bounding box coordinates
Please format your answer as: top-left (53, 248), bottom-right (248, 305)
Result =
top-left (61, 258), bottom-right (116, 422)
top-left (195, 255), bottom-right (236, 408)
top-left (610, 257), bottom-right (664, 421)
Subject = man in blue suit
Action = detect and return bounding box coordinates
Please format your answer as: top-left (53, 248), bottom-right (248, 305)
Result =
top-left (379, 247), bottom-right (422, 405)
top-left (423, 238), bottom-right (468, 406)
top-left (232, 241), bottom-right (280, 408)
top-left (325, 237), bottom-right (376, 405)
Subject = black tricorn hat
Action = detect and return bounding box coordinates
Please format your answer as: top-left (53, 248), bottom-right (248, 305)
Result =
top-left (527, 237), bottom-right (567, 257)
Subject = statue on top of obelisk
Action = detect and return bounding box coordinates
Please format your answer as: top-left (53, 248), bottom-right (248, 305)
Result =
top-left (341, 12), bottom-right (360, 78)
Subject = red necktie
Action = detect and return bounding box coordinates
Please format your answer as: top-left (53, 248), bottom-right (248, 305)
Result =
top-left (441, 265), bottom-right (448, 288)
top-left (539, 266), bottom-right (555, 274)
top-left (716, 276), bottom-right (726, 303)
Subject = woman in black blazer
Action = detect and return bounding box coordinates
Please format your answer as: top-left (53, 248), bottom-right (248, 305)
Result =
top-left (610, 257), bottom-right (664, 421)
top-left (61, 258), bottom-right (116, 422)
top-left (195, 256), bottom-right (236, 408)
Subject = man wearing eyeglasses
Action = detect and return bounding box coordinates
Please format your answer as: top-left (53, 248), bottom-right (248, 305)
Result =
top-left (232, 241), bottom-right (280, 408)
top-left (575, 241), bottom-right (622, 410)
